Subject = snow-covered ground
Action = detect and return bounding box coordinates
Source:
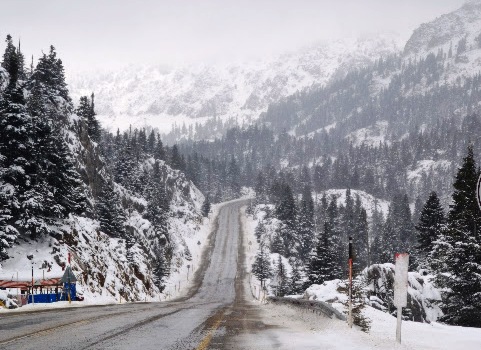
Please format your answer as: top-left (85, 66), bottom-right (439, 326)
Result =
top-left (243, 197), bottom-right (481, 349)
top-left (236, 300), bottom-right (481, 350)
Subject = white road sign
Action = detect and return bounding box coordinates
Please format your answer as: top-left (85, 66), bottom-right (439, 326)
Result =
top-left (394, 253), bottom-right (409, 308)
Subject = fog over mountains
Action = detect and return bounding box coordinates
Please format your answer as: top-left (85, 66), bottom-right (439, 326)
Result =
top-left (68, 35), bottom-right (401, 134)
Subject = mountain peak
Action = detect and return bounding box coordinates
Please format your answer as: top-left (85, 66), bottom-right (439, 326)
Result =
top-left (404, 1), bottom-right (481, 57)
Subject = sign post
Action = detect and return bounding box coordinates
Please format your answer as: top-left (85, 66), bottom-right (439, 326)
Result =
top-left (394, 253), bottom-right (409, 344)
top-left (348, 237), bottom-right (353, 328)
top-left (31, 263), bottom-right (34, 306)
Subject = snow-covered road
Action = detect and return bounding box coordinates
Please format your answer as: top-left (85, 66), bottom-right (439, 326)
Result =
top-left (3, 199), bottom-right (479, 350)
top-left (0, 199), bottom-right (253, 350)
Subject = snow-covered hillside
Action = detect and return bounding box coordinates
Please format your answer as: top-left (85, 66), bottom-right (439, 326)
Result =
top-left (67, 35), bottom-right (400, 134)
top-left (403, 0), bottom-right (481, 85)
top-left (0, 155), bottom-right (207, 303)
top-left (0, 58), bottom-right (209, 304)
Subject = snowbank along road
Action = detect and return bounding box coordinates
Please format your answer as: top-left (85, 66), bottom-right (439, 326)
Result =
top-left (0, 199), bottom-right (278, 350)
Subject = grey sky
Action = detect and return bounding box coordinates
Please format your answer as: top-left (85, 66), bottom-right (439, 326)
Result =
top-left (0, 0), bottom-right (467, 73)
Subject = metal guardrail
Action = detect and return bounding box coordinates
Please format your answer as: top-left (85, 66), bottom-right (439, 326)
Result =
top-left (267, 296), bottom-right (347, 321)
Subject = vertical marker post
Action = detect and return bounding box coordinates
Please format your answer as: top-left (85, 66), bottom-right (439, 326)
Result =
top-left (31, 263), bottom-right (34, 306)
top-left (348, 236), bottom-right (353, 328)
top-left (394, 253), bottom-right (409, 344)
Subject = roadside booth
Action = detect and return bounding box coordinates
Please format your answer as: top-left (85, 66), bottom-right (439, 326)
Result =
top-left (0, 266), bottom-right (78, 304)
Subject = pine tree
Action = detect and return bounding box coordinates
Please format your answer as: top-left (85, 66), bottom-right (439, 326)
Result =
top-left (152, 246), bottom-right (168, 292)
top-left (46, 124), bottom-right (87, 216)
top-left (0, 67), bottom-right (44, 239)
top-left (415, 191), bottom-right (445, 268)
top-left (289, 258), bottom-right (305, 294)
top-left (433, 146), bottom-right (481, 326)
top-left (201, 196), bottom-right (211, 217)
top-left (354, 207), bottom-right (370, 270)
top-left (144, 182), bottom-right (169, 240)
top-left (96, 185), bottom-right (126, 238)
top-left (275, 182), bottom-right (297, 255)
top-left (154, 135), bottom-right (166, 161)
top-left (31, 45), bottom-right (70, 105)
top-left (0, 157), bottom-right (17, 261)
top-left (274, 255), bottom-right (290, 296)
top-left (255, 220), bottom-right (266, 242)
top-left (76, 95), bottom-right (100, 142)
top-left (307, 224), bottom-right (338, 285)
top-left (1, 35), bottom-right (18, 79)
top-left (370, 203), bottom-right (385, 264)
top-left (252, 244), bottom-right (272, 287)
top-left (326, 196), bottom-right (343, 276)
top-left (170, 145), bottom-right (183, 170)
top-left (296, 185), bottom-right (315, 261)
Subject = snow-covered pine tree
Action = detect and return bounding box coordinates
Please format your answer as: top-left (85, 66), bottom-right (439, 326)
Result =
top-left (30, 45), bottom-right (71, 119)
top-left (0, 50), bottom-right (45, 239)
top-left (433, 146), bottom-right (481, 327)
top-left (377, 193), bottom-right (415, 263)
top-left (255, 220), bottom-right (266, 242)
top-left (252, 244), bottom-right (272, 287)
top-left (154, 134), bottom-right (166, 161)
top-left (152, 246), bottom-right (167, 292)
top-left (296, 184), bottom-right (314, 262)
top-left (1, 35), bottom-right (17, 78)
top-left (170, 144), bottom-right (183, 170)
top-left (289, 258), bottom-right (305, 294)
top-left (114, 138), bottom-right (137, 189)
top-left (275, 182), bottom-right (297, 256)
top-left (201, 195), bottom-right (211, 217)
top-left (274, 255), bottom-right (290, 296)
top-left (76, 94), bottom-right (100, 142)
top-left (326, 195), bottom-right (343, 277)
top-left (0, 154), bottom-right (17, 261)
top-left (227, 156), bottom-right (241, 198)
top-left (370, 202), bottom-right (385, 264)
top-left (144, 181), bottom-right (169, 242)
top-left (415, 191), bottom-right (445, 268)
top-left (354, 205), bottom-right (370, 270)
top-left (46, 123), bottom-right (87, 217)
top-left (342, 189), bottom-right (356, 241)
top-left (27, 48), bottom-right (87, 220)
top-left (96, 184), bottom-right (126, 238)
top-left (307, 222), bottom-right (339, 285)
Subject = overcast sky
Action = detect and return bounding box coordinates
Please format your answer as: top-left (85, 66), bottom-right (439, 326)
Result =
top-left (0, 0), bottom-right (468, 73)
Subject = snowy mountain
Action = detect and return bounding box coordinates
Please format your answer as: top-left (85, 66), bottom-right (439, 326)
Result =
top-left (67, 35), bottom-right (400, 134)
top-left (404, 0), bottom-right (481, 57)
top-left (0, 44), bottom-right (209, 303)
top-left (403, 0), bottom-right (481, 85)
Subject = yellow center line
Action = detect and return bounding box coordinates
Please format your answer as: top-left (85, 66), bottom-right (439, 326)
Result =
top-left (196, 313), bottom-right (225, 350)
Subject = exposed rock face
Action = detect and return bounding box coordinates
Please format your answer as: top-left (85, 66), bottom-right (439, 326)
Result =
top-left (404, 1), bottom-right (481, 57)
top-left (67, 115), bottom-right (106, 201)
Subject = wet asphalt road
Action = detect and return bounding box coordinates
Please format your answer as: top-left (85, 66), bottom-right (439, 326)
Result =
top-left (0, 199), bottom-right (276, 350)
